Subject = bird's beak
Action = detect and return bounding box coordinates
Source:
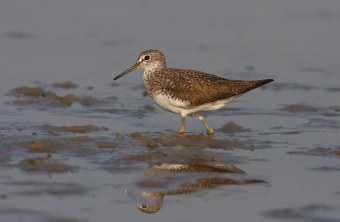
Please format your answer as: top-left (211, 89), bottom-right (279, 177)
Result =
top-left (113, 61), bottom-right (142, 80)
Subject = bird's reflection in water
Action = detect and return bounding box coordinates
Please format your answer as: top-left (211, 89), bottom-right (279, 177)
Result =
top-left (134, 163), bottom-right (266, 213)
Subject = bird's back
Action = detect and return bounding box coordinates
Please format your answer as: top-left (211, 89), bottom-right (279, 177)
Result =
top-left (144, 68), bottom-right (273, 107)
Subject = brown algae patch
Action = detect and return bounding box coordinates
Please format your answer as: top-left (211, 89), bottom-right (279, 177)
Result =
top-left (27, 140), bottom-right (54, 153)
top-left (57, 126), bottom-right (97, 134)
top-left (311, 147), bottom-right (329, 153)
top-left (12, 86), bottom-right (45, 97)
top-left (332, 150), bottom-right (340, 156)
top-left (43, 124), bottom-right (109, 134)
top-left (52, 81), bottom-right (77, 89)
top-left (310, 147), bottom-right (340, 157)
top-left (13, 99), bottom-right (36, 105)
top-left (8, 85), bottom-right (101, 107)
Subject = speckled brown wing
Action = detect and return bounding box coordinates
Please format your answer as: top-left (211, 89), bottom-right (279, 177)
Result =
top-left (159, 68), bottom-right (273, 107)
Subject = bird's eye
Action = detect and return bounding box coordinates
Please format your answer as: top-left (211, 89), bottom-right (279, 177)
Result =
top-left (144, 55), bottom-right (150, 61)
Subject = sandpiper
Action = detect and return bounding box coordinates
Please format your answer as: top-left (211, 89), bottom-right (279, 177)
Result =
top-left (114, 49), bottom-right (273, 135)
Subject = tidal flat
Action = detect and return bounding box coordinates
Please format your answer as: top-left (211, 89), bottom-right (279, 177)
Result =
top-left (1, 0), bottom-right (340, 222)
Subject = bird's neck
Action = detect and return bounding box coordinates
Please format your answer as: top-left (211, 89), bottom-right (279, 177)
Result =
top-left (144, 61), bottom-right (166, 73)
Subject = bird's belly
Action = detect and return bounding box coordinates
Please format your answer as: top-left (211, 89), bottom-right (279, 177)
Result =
top-left (151, 93), bottom-right (235, 117)
top-left (184, 97), bottom-right (235, 115)
top-left (151, 93), bottom-right (190, 114)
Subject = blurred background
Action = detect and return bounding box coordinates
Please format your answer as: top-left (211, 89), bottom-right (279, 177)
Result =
top-left (1, 0), bottom-right (339, 88)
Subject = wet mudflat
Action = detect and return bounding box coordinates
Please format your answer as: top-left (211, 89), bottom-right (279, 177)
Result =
top-left (1, 1), bottom-right (340, 222)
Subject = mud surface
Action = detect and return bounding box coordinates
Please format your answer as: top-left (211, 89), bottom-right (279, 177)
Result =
top-left (1, 1), bottom-right (340, 222)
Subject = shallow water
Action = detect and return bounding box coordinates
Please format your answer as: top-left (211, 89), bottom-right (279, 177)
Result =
top-left (1, 0), bottom-right (340, 222)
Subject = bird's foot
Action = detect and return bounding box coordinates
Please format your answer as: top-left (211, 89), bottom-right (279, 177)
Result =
top-left (206, 128), bottom-right (214, 136)
top-left (177, 128), bottom-right (185, 134)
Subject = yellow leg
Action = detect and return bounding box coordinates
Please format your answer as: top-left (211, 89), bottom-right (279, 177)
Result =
top-left (178, 117), bottom-right (185, 134)
top-left (198, 115), bottom-right (214, 135)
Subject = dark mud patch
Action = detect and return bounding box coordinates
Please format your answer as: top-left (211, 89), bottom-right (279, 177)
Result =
top-left (288, 146), bottom-right (340, 158)
top-left (130, 132), bottom-right (247, 149)
top-left (8, 181), bottom-right (91, 197)
top-left (264, 204), bottom-right (340, 222)
top-left (134, 105), bottom-right (157, 118)
top-left (96, 141), bottom-right (118, 149)
top-left (282, 104), bottom-right (320, 113)
top-left (324, 86), bottom-right (340, 92)
top-left (263, 82), bottom-right (340, 92)
top-left (0, 154), bottom-right (9, 163)
top-left (281, 105), bottom-right (340, 123)
top-left (308, 165), bottom-right (340, 172)
top-left (300, 67), bottom-right (340, 75)
top-left (217, 122), bottom-right (251, 134)
top-left (95, 108), bottom-right (129, 114)
top-left (0, 207), bottom-right (42, 215)
top-left (282, 104), bottom-right (340, 117)
top-left (123, 151), bottom-right (167, 161)
top-left (217, 107), bottom-right (241, 112)
top-left (281, 131), bottom-right (300, 135)
top-left (95, 105), bottom-right (156, 118)
top-left (3, 31), bottom-right (36, 40)
top-left (47, 216), bottom-right (89, 222)
top-left (131, 133), bottom-right (162, 148)
top-left (303, 118), bottom-right (339, 129)
top-left (139, 105), bottom-right (156, 113)
top-left (46, 184), bottom-right (90, 197)
top-left (18, 155), bottom-right (73, 173)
